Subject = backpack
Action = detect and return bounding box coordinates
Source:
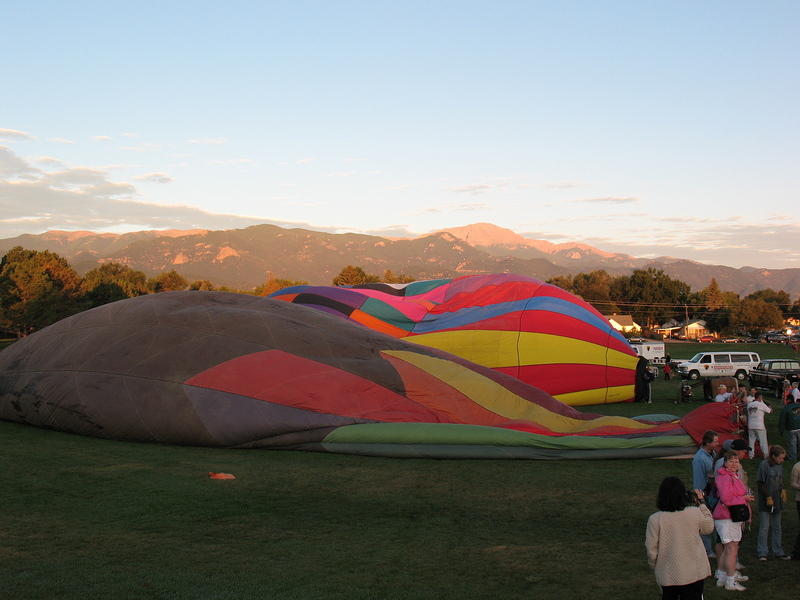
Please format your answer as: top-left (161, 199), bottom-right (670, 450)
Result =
top-left (704, 478), bottom-right (720, 511)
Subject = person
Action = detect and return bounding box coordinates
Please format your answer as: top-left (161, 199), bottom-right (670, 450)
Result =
top-left (791, 382), bottom-right (800, 402)
top-left (713, 450), bottom-right (753, 591)
top-left (714, 384), bottom-right (732, 403)
top-left (778, 394), bottom-right (800, 461)
top-left (791, 458), bottom-right (800, 560)
top-left (713, 439), bottom-right (749, 485)
top-left (692, 430), bottom-right (720, 557)
top-left (747, 391), bottom-right (772, 458)
top-left (663, 362), bottom-right (673, 381)
top-left (756, 445), bottom-right (790, 560)
top-left (645, 477), bottom-right (714, 599)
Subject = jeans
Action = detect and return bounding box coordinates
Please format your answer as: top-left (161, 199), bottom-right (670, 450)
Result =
top-left (757, 510), bottom-right (785, 557)
top-left (786, 429), bottom-right (800, 461)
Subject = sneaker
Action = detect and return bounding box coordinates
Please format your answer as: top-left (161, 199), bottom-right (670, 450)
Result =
top-left (725, 580), bottom-right (747, 592)
top-left (758, 556), bottom-right (768, 561)
top-left (735, 561), bottom-right (745, 569)
top-left (777, 555), bottom-right (792, 560)
top-left (733, 573), bottom-right (748, 582)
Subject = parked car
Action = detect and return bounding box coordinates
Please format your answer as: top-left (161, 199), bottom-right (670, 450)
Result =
top-left (722, 337), bottom-right (742, 343)
top-left (749, 359), bottom-right (800, 397)
top-left (766, 333), bottom-right (789, 343)
top-left (697, 335), bottom-right (717, 343)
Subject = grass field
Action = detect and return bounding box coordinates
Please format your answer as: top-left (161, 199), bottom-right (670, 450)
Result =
top-left (2, 343), bottom-right (800, 599)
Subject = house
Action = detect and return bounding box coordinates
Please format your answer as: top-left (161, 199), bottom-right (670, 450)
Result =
top-left (655, 319), bottom-right (710, 339)
top-left (603, 314), bottom-right (641, 333)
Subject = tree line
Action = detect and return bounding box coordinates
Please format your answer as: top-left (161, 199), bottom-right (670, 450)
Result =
top-left (546, 268), bottom-right (799, 334)
top-left (1, 246), bottom-right (796, 338)
top-left (0, 249), bottom-right (415, 338)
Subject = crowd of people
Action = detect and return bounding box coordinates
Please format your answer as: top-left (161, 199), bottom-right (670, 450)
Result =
top-left (645, 423), bottom-right (800, 597)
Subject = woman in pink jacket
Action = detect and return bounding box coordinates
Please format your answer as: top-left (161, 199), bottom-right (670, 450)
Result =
top-left (713, 450), bottom-right (755, 591)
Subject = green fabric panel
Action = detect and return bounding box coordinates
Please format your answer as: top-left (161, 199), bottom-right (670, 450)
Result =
top-left (403, 279), bottom-right (450, 295)
top-left (322, 422), bottom-right (694, 450)
top-left (319, 442), bottom-right (698, 460)
top-left (360, 298), bottom-right (415, 330)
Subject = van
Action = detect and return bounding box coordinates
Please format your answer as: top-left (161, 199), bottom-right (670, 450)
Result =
top-left (677, 351), bottom-right (761, 381)
top-left (628, 340), bottom-right (666, 364)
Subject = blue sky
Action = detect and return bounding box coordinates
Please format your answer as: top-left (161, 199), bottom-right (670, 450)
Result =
top-left (1, 1), bottom-right (798, 268)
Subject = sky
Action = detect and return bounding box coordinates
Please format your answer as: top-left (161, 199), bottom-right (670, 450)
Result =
top-left (1, 1), bottom-right (798, 269)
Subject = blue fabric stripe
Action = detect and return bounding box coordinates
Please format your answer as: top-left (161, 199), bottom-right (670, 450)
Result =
top-left (412, 296), bottom-right (616, 335)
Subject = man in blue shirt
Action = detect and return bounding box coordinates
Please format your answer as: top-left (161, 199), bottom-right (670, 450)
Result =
top-left (693, 430), bottom-right (720, 557)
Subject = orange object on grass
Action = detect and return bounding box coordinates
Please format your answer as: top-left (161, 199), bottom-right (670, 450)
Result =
top-left (208, 472), bottom-right (236, 479)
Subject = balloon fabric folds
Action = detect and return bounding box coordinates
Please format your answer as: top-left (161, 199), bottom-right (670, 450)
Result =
top-left (0, 291), bottom-right (704, 459)
top-left (270, 273), bottom-right (640, 406)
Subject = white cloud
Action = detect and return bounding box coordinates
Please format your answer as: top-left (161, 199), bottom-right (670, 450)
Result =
top-left (0, 146), bottom-right (314, 238)
top-left (47, 137), bottom-right (74, 144)
top-left (449, 184), bottom-right (492, 194)
top-left (120, 132), bottom-right (139, 138)
top-left (0, 128), bottom-right (33, 141)
top-left (31, 156), bottom-right (65, 167)
top-left (208, 158), bottom-right (254, 166)
top-left (187, 138), bottom-right (227, 145)
top-left (573, 196), bottom-right (639, 204)
top-left (545, 181), bottom-right (582, 189)
top-left (121, 143), bottom-right (161, 152)
top-left (296, 157), bottom-right (316, 164)
top-left (92, 135), bottom-right (112, 141)
top-left (134, 172), bottom-right (173, 184)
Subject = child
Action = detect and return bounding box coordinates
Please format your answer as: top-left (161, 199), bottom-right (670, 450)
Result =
top-left (756, 445), bottom-right (790, 560)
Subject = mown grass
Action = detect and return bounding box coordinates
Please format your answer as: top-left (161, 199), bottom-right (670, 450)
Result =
top-left (2, 342), bottom-right (799, 599)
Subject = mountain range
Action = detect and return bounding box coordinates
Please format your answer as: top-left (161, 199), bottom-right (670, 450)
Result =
top-left (2, 222), bottom-right (799, 298)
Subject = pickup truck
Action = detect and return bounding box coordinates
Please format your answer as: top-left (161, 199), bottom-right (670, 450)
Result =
top-left (748, 359), bottom-right (800, 397)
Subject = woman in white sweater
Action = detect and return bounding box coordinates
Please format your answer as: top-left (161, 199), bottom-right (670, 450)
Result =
top-left (646, 476), bottom-right (714, 599)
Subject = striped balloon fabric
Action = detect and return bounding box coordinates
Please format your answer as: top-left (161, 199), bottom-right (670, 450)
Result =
top-left (270, 274), bottom-right (640, 406)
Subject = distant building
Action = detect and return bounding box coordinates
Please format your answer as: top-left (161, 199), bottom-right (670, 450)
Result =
top-left (603, 314), bottom-right (641, 333)
top-left (654, 319), bottom-right (710, 339)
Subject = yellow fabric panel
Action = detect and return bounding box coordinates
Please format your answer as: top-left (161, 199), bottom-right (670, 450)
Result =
top-left (409, 330), bottom-right (520, 367)
top-left (518, 332), bottom-right (636, 369)
top-left (554, 385), bottom-right (635, 406)
top-left (409, 330), bottom-right (637, 370)
top-left (381, 350), bottom-right (651, 432)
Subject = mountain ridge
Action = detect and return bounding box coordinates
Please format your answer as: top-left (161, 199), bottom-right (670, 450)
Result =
top-left (1, 223), bottom-right (798, 298)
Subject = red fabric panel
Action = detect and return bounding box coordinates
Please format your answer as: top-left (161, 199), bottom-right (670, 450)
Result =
top-left (184, 350), bottom-right (444, 423)
top-left (679, 402), bottom-right (741, 445)
top-left (518, 310), bottom-right (628, 351)
top-left (509, 364), bottom-right (634, 395)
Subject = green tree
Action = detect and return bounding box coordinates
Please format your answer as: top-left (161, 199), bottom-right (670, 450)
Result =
top-left (729, 298), bottom-right (784, 332)
top-left (148, 270), bottom-right (189, 293)
top-left (382, 269), bottom-right (415, 284)
top-left (570, 270), bottom-right (619, 313)
top-left (254, 277), bottom-right (308, 296)
top-left (546, 275), bottom-right (574, 293)
top-left (746, 288), bottom-right (791, 318)
top-left (189, 280), bottom-right (216, 291)
top-left (81, 263), bottom-right (149, 307)
top-left (332, 265), bottom-right (380, 286)
top-left (610, 268), bottom-right (691, 328)
top-left (0, 247), bottom-right (85, 336)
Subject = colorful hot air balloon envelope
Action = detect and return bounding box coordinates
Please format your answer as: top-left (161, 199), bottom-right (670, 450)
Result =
top-left (270, 274), bottom-right (640, 406)
top-left (0, 291), bottom-right (698, 459)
